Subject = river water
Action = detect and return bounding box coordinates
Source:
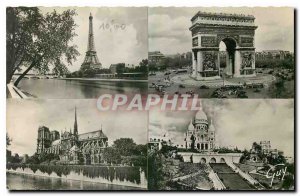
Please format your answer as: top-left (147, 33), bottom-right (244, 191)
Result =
top-left (7, 173), bottom-right (145, 190)
top-left (18, 79), bottom-right (148, 99)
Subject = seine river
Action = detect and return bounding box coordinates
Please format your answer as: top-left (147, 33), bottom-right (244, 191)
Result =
top-left (7, 173), bottom-right (144, 190)
top-left (18, 79), bottom-right (148, 99)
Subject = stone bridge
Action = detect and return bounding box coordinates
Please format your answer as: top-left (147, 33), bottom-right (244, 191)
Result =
top-left (12, 74), bottom-right (60, 80)
top-left (178, 152), bottom-right (243, 164)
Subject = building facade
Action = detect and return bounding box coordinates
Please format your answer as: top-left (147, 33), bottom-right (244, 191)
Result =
top-left (36, 108), bottom-right (108, 165)
top-left (184, 109), bottom-right (216, 151)
top-left (255, 50), bottom-right (293, 60)
top-left (148, 51), bottom-right (165, 64)
top-left (109, 63), bottom-right (125, 74)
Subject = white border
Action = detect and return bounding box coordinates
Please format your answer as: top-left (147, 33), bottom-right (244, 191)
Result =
top-left (1, 0), bottom-right (299, 195)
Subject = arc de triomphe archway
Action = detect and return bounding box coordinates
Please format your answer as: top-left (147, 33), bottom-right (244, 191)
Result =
top-left (190, 11), bottom-right (258, 80)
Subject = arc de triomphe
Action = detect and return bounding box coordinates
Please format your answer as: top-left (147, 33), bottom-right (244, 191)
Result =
top-left (190, 11), bottom-right (258, 80)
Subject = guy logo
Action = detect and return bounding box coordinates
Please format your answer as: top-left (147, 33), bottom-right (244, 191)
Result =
top-left (265, 164), bottom-right (287, 186)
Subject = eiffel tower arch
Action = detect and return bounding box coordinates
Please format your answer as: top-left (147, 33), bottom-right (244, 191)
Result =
top-left (81, 13), bottom-right (102, 71)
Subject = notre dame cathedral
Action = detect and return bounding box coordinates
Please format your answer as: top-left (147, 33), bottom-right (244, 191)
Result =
top-left (36, 107), bottom-right (108, 165)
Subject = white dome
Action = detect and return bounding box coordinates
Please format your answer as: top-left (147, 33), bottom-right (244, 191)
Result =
top-left (195, 110), bottom-right (208, 121)
top-left (194, 109), bottom-right (208, 125)
top-left (188, 120), bottom-right (194, 130)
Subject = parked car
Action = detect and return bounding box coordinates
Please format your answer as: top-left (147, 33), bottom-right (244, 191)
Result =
top-left (199, 85), bottom-right (209, 89)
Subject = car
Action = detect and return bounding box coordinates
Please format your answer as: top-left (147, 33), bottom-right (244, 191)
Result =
top-left (199, 85), bottom-right (209, 89)
top-left (237, 94), bottom-right (248, 98)
top-left (254, 88), bottom-right (261, 93)
top-left (179, 84), bottom-right (185, 88)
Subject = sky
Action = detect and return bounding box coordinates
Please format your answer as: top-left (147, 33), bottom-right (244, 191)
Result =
top-left (7, 99), bottom-right (148, 156)
top-left (39, 7), bottom-right (148, 72)
top-left (149, 7), bottom-right (294, 54)
top-left (149, 99), bottom-right (294, 157)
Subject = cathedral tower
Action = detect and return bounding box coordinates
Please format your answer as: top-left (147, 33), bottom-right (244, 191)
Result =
top-left (74, 107), bottom-right (78, 136)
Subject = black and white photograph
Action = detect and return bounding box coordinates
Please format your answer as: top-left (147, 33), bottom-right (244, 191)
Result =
top-left (6, 99), bottom-right (148, 190)
top-left (3, 3), bottom-right (297, 193)
top-left (148, 7), bottom-right (294, 98)
top-left (6, 7), bottom-right (148, 99)
top-left (148, 99), bottom-right (294, 190)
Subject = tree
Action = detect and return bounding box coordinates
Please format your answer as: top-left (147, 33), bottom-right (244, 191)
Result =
top-left (240, 149), bottom-right (250, 163)
top-left (282, 174), bottom-right (294, 190)
top-left (133, 144), bottom-right (147, 156)
top-left (148, 151), bottom-right (164, 190)
top-left (102, 147), bottom-right (121, 165)
top-left (116, 63), bottom-right (126, 74)
top-left (267, 154), bottom-right (286, 165)
top-left (27, 153), bottom-right (40, 164)
top-left (11, 153), bottom-right (21, 163)
top-left (80, 65), bottom-right (100, 77)
top-left (6, 7), bottom-right (79, 86)
top-left (6, 7), bottom-right (41, 84)
top-left (6, 133), bottom-right (12, 147)
top-left (139, 59), bottom-right (148, 67)
top-left (113, 138), bottom-right (137, 156)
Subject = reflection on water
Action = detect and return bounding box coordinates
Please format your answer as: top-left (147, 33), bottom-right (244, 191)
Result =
top-left (7, 173), bottom-right (145, 190)
top-left (19, 79), bottom-right (148, 99)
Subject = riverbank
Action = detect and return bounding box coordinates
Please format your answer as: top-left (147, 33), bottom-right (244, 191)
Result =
top-left (6, 83), bottom-right (28, 98)
top-left (60, 77), bottom-right (148, 82)
top-left (7, 172), bottom-right (145, 190)
top-left (7, 164), bottom-right (147, 189)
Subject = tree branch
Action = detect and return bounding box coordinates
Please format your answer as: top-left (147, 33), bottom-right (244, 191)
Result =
top-left (13, 61), bottom-right (35, 87)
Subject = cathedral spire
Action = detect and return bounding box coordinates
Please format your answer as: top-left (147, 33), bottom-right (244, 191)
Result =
top-left (74, 107), bottom-right (78, 136)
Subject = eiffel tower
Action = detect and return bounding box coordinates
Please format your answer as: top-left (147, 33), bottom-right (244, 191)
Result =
top-left (81, 13), bottom-right (102, 70)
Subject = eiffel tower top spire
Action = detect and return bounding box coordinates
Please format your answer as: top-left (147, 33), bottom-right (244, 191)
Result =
top-left (81, 13), bottom-right (102, 70)
top-left (88, 13), bottom-right (95, 51)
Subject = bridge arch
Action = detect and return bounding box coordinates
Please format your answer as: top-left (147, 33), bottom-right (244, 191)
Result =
top-left (209, 157), bottom-right (216, 163)
top-left (220, 157), bottom-right (226, 163)
top-left (200, 158), bottom-right (206, 164)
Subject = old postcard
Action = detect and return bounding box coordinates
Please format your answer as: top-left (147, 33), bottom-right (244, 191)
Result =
top-left (5, 6), bottom-right (295, 191)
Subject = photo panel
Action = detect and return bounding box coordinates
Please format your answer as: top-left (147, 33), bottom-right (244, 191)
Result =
top-left (148, 98), bottom-right (294, 190)
top-left (7, 7), bottom-right (148, 99)
top-left (148, 7), bottom-right (294, 99)
top-left (6, 99), bottom-right (148, 190)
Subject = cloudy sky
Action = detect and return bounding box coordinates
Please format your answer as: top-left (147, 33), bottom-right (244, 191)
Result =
top-left (149, 99), bottom-right (294, 157)
top-left (7, 99), bottom-right (148, 156)
top-left (149, 7), bottom-right (294, 54)
top-left (40, 7), bottom-right (148, 72)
